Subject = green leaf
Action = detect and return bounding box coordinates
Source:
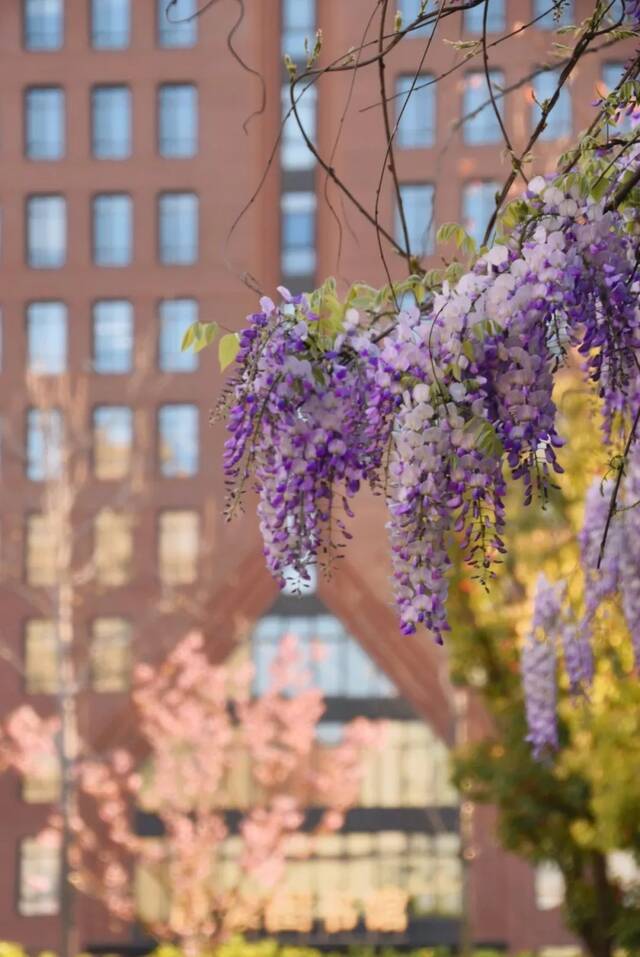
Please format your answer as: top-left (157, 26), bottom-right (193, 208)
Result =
top-left (461, 234), bottom-right (477, 258)
top-left (464, 417), bottom-right (504, 458)
top-left (437, 222), bottom-right (461, 244)
top-left (204, 322), bottom-right (218, 345)
top-left (424, 268), bottom-right (443, 289)
top-left (194, 322), bottom-right (219, 353)
top-left (180, 321), bottom-right (199, 352)
top-left (462, 339), bottom-right (476, 362)
top-left (590, 176), bottom-right (609, 202)
top-left (346, 282), bottom-right (378, 309)
top-left (218, 333), bottom-right (240, 371)
top-left (445, 262), bottom-right (465, 285)
top-left (414, 282), bottom-right (427, 302)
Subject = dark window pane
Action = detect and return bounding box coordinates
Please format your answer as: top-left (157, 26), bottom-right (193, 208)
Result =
top-left (281, 0), bottom-right (315, 57)
top-left (533, 0), bottom-right (573, 28)
top-left (281, 84), bottom-right (316, 170)
top-left (159, 299), bottom-right (199, 371)
top-left (27, 302), bottom-right (67, 373)
top-left (91, 0), bottom-right (130, 49)
top-left (93, 406), bottom-right (133, 479)
top-left (157, 0), bottom-right (197, 47)
top-left (464, 0), bottom-right (505, 32)
top-left (532, 69), bottom-right (572, 140)
top-left (24, 0), bottom-right (63, 51)
top-left (395, 75), bottom-right (435, 148)
top-left (27, 196), bottom-right (66, 268)
top-left (396, 184), bottom-right (434, 256)
top-left (158, 193), bottom-right (198, 264)
top-left (92, 86), bottom-right (131, 159)
top-left (158, 404), bottom-right (199, 476)
top-left (462, 180), bottom-right (499, 246)
top-left (27, 409), bottom-right (63, 481)
top-left (399, 0), bottom-right (429, 36)
top-left (25, 88), bottom-right (65, 159)
top-left (158, 84), bottom-right (198, 157)
top-left (93, 194), bottom-right (132, 266)
top-left (463, 70), bottom-right (504, 144)
top-left (281, 191), bottom-right (316, 276)
top-left (93, 300), bottom-right (133, 372)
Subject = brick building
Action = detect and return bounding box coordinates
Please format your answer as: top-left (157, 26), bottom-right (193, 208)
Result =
top-left (0, 0), bottom-right (633, 952)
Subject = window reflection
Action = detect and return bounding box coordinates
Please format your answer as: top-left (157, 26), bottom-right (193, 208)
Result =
top-left (252, 612), bottom-right (396, 697)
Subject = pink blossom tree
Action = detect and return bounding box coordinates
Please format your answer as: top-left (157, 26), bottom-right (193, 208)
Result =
top-left (2, 631), bottom-right (382, 950)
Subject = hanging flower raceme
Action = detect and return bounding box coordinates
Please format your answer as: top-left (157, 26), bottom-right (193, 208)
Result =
top-left (522, 575), bottom-right (563, 759)
top-left (579, 440), bottom-right (640, 669)
top-left (521, 439), bottom-right (640, 757)
top-left (222, 288), bottom-right (396, 589)
top-left (221, 148), bottom-right (640, 641)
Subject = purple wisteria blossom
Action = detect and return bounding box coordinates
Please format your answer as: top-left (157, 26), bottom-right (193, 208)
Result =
top-left (522, 575), bottom-right (562, 759)
top-left (222, 151), bottom-right (640, 645)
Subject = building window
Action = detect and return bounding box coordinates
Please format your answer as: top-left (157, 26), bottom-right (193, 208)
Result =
top-left (25, 88), bottom-right (65, 160)
top-left (261, 831), bottom-right (462, 913)
top-left (27, 195), bottom-right (66, 268)
top-left (463, 70), bottom-right (504, 144)
top-left (399, 0), bottom-right (429, 35)
top-left (95, 509), bottom-right (133, 586)
top-left (23, 753), bottom-right (61, 803)
top-left (353, 720), bottom-right (457, 807)
top-left (24, 0), bottom-right (63, 50)
top-left (92, 86), bottom-right (131, 159)
top-left (252, 612), bottom-right (396, 698)
top-left (535, 862), bottom-right (565, 909)
top-left (602, 63), bottom-right (632, 132)
top-left (90, 617), bottom-right (132, 692)
top-left (157, 0), bottom-right (197, 46)
top-left (25, 619), bottom-right (58, 693)
top-left (158, 404), bottom-right (198, 477)
top-left (281, 191), bottom-right (316, 277)
top-left (281, 83), bottom-right (316, 170)
top-left (282, 0), bottom-right (315, 58)
top-left (532, 69), bottom-right (572, 140)
top-left (93, 300), bottom-right (133, 373)
top-left (27, 409), bottom-right (63, 482)
top-left (91, 0), bottom-right (130, 48)
top-left (158, 299), bottom-right (199, 372)
top-left (93, 406), bottom-right (133, 480)
top-left (93, 194), bottom-right (132, 266)
top-left (395, 75), bottom-right (435, 148)
top-left (158, 84), bottom-right (198, 157)
top-left (464, 0), bottom-right (505, 32)
top-left (26, 514), bottom-right (58, 586)
top-left (135, 849), bottom-right (170, 925)
top-left (462, 180), bottom-right (499, 246)
top-left (18, 839), bottom-right (60, 916)
top-left (158, 510), bottom-right (199, 584)
top-left (158, 193), bottom-right (198, 265)
top-left (608, 851), bottom-right (640, 893)
top-left (533, 0), bottom-right (573, 28)
top-left (606, 0), bottom-right (629, 22)
top-left (396, 183), bottom-right (434, 256)
top-left (27, 301), bottom-right (67, 374)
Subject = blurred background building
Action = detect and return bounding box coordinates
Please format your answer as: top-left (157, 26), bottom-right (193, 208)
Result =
top-left (0, 0), bottom-right (632, 952)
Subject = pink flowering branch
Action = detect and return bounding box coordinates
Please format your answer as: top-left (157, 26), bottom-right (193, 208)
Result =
top-left (2, 632), bottom-right (379, 948)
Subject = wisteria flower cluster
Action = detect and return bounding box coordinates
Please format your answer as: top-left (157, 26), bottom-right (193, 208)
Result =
top-left (522, 439), bottom-right (640, 758)
top-left (580, 441), bottom-right (640, 669)
top-left (222, 152), bottom-right (640, 644)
